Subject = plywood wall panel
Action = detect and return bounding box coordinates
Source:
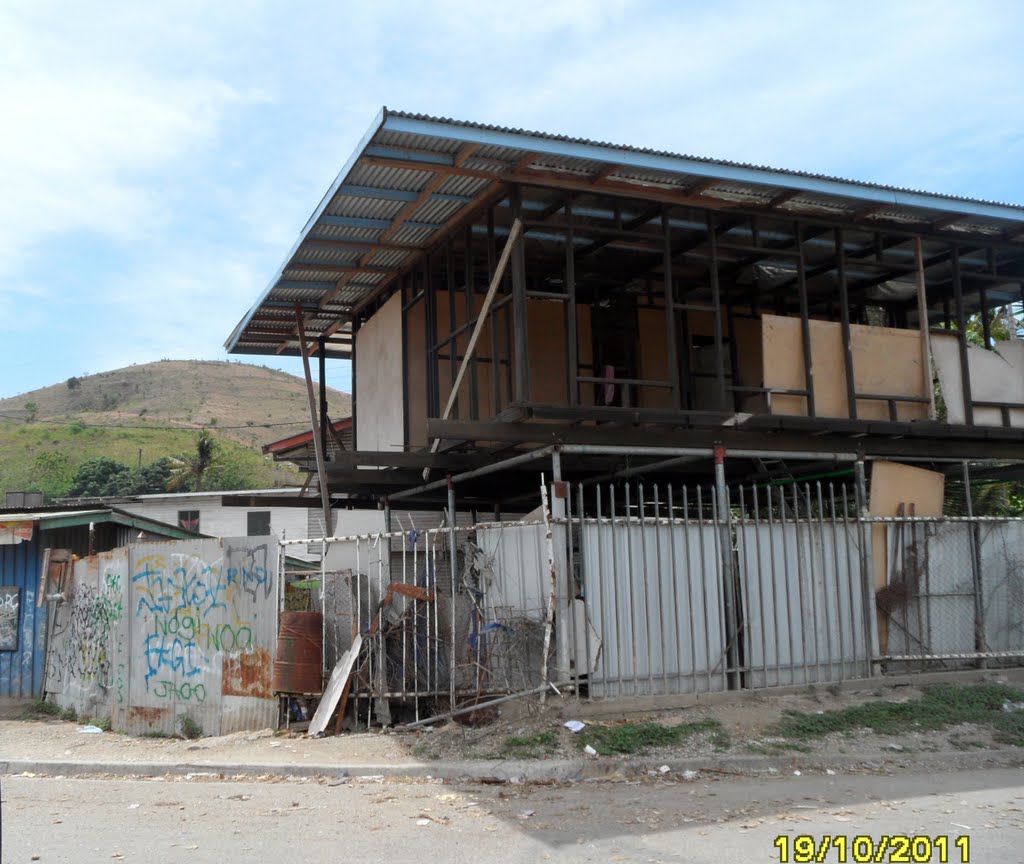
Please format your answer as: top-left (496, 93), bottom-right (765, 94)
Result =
top-left (528, 299), bottom-right (569, 405)
top-left (851, 326), bottom-right (928, 421)
top-left (637, 307), bottom-right (671, 409)
top-left (965, 339), bottom-right (1024, 428)
top-left (355, 292), bottom-right (405, 452)
top-left (762, 314), bottom-right (927, 421)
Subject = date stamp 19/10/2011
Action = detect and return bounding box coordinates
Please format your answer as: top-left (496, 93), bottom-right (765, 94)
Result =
top-left (773, 834), bottom-right (970, 863)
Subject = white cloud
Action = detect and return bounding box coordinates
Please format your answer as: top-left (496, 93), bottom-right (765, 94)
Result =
top-left (0, 2), bottom-right (260, 285)
top-left (1, 0), bottom-right (1023, 401)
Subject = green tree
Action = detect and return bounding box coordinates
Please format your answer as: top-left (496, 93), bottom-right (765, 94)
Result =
top-left (67, 457), bottom-right (134, 497)
top-left (961, 304), bottom-right (1024, 347)
top-left (204, 448), bottom-right (256, 491)
top-left (24, 401), bottom-right (38, 422)
top-left (66, 376), bottom-right (81, 391)
top-left (130, 457), bottom-right (174, 494)
top-left (167, 431), bottom-right (218, 492)
top-left (31, 451), bottom-right (74, 500)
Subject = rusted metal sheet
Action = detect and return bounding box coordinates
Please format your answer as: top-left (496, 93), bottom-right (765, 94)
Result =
top-left (273, 611), bottom-right (323, 694)
top-left (224, 647), bottom-right (274, 698)
top-left (45, 536), bottom-right (279, 736)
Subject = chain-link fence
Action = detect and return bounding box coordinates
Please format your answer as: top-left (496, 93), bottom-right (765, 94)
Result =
top-left (872, 515), bottom-right (1024, 670)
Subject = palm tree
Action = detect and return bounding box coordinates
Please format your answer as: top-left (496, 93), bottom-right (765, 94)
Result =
top-left (167, 430), bottom-right (218, 492)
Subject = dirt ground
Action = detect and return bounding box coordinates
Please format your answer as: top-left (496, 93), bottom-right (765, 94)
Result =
top-left (3, 671), bottom-right (1023, 772)
top-left (411, 672), bottom-right (1024, 764)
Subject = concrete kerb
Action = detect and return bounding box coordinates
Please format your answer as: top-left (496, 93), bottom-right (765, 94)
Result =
top-left (3, 749), bottom-right (1023, 785)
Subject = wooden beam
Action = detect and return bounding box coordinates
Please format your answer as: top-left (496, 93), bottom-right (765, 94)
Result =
top-left (295, 304), bottom-right (335, 535)
top-left (301, 145), bottom-right (481, 345)
top-left (914, 236), bottom-right (937, 420)
top-left (350, 182), bottom-right (509, 320)
top-left (423, 217), bottom-right (523, 478)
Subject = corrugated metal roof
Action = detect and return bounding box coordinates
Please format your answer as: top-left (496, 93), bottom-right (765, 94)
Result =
top-left (226, 106), bottom-right (1024, 358)
top-left (385, 110), bottom-right (1024, 211)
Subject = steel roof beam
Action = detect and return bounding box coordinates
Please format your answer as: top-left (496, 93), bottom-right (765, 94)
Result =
top-left (321, 214), bottom-right (391, 230)
top-left (336, 184), bottom-right (421, 202)
top-left (363, 144), bottom-right (455, 166)
top-left (303, 237), bottom-right (419, 254)
top-left (290, 261), bottom-right (398, 274)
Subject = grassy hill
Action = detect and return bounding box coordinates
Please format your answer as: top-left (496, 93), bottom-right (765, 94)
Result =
top-left (0, 360), bottom-right (351, 500)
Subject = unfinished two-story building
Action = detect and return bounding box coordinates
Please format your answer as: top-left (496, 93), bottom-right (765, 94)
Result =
top-left (228, 108), bottom-right (1023, 508)
top-left (225, 109), bottom-right (1024, 713)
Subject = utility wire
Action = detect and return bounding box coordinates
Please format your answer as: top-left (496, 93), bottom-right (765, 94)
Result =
top-left (0, 412), bottom-right (315, 431)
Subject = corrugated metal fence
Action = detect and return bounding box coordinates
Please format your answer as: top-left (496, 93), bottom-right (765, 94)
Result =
top-left (44, 536), bottom-right (280, 735)
top-left (294, 478), bottom-right (1024, 724)
top-left (0, 535), bottom-right (48, 699)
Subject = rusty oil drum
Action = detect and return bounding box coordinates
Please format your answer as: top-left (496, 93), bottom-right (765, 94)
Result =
top-left (273, 611), bottom-right (324, 694)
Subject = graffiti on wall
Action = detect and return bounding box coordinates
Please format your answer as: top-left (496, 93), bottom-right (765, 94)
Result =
top-left (46, 566), bottom-right (124, 686)
top-left (44, 538), bottom-right (278, 736)
top-left (0, 586), bottom-right (20, 650)
top-left (131, 543), bottom-right (272, 699)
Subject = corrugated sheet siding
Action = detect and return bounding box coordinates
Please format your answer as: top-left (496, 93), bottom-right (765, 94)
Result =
top-left (45, 537), bottom-right (280, 735)
top-left (0, 534), bottom-right (47, 698)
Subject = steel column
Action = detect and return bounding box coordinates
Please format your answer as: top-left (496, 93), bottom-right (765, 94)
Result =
top-left (835, 228), bottom-right (858, 419)
top-left (510, 185), bottom-right (530, 402)
top-left (714, 445), bottom-right (739, 688)
top-left (952, 246), bottom-right (975, 425)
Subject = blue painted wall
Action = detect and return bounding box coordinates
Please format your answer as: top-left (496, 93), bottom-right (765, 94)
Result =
top-left (0, 534), bottom-right (48, 699)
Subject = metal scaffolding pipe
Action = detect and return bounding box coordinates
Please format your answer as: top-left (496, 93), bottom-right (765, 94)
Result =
top-left (557, 444), bottom-right (858, 461)
top-left (389, 445), bottom-right (555, 501)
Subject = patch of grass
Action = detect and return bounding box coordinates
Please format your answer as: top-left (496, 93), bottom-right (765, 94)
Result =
top-left (577, 719), bottom-right (723, 755)
top-left (179, 714), bottom-right (203, 740)
top-left (710, 728), bottom-right (732, 752)
top-left (769, 684), bottom-right (1024, 747)
top-left (502, 731), bottom-right (558, 758)
top-left (411, 741), bottom-right (440, 761)
top-left (29, 699), bottom-right (61, 717)
top-left (84, 716), bottom-right (111, 732)
top-left (59, 707), bottom-right (78, 722)
top-left (140, 730), bottom-right (172, 739)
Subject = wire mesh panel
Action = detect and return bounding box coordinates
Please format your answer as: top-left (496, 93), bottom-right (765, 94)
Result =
top-left (881, 521), bottom-right (977, 665)
top-left (475, 522), bottom-right (555, 692)
top-left (878, 517), bottom-right (1024, 669)
top-left (980, 521), bottom-right (1024, 656)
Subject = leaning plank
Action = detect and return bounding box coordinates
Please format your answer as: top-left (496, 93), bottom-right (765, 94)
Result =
top-left (423, 217), bottom-right (522, 479)
top-left (308, 634), bottom-right (363, 737)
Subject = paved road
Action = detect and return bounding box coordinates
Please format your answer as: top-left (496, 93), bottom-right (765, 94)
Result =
top-left (1, 767), bottom-right (1022, 863)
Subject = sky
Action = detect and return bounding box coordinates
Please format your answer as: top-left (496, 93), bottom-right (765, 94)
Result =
top-left (2, 0), bottom-right (1024, 401)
